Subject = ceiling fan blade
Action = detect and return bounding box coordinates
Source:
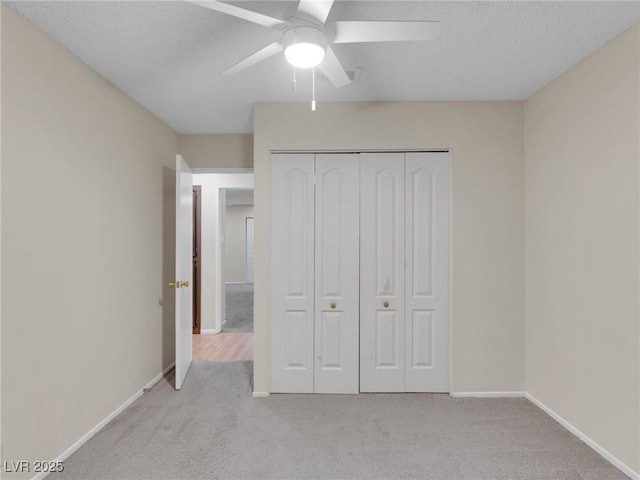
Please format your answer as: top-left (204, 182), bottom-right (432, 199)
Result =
top-left (318, 46), bottom-right (351, 88)
top-left (296, 0), bottom-right (334, 25)
top-left (332, 21), bottom-right (440, 43)
top-left (223, 41), bottom-right (283, 75)
top-left (189, 1), bottom-right (288, 29)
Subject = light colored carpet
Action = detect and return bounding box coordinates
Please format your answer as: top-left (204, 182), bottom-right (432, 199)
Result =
top-left (223, 284), bottom-right (253, 332)
top-left (50, 362), bottom-right (627, 480)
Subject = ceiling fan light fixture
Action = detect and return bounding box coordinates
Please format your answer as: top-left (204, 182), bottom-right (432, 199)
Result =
top-left (285, 42), bottom-right (325, 68)
top-left (283, 26), bottom-right (327, 68)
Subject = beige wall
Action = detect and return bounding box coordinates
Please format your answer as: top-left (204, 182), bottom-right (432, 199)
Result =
top-left (1, 6), bottom-right (178, 477)
top-left (0, 3), bottom-right (4, 456)
top-left (179, 134), bottom-right (253, 168)
top-left (525, 25), bottom-right (640, 472)
top-left (253, 101), bottom-right (526, 395)
top-left (224, 205), bottom-right (254, 284)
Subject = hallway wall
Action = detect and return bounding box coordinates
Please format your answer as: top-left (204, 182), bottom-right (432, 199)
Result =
top-left (224, 205), bottom-right (254, 284)
top-left (179, 134), bottom-right (252, 168)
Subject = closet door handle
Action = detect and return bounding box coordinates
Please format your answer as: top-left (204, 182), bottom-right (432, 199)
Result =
top-left (330, 302), bottom-right (336, 309)
top-left (383, 301), bottom-right (389, 308)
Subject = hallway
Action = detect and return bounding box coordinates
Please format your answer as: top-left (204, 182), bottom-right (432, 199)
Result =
top-left (192, 333), bottom-right (253, 362)
top-left (192, 283), bottom-right (254, 361)
top-left (223, 283), bottom-right (253, 332)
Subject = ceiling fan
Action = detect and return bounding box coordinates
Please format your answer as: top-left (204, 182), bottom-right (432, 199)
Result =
top-left (189, 0), bottom-right (440, 88)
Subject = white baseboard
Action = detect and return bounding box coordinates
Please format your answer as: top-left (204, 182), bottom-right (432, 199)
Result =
top-left (252, 391), bottom-right (270, 398)
top-left (144, 362), bottom-right (175, 390)
top-left (525, 393), bottom-right (639, 480)
top-left (450, 391), bottom-right (526, 398)
top-left (31, 362), bottom-right (175, 480)
top-left (200, 329), bottom-right (219, 335)
top-left (225, 281), bottom-right (247, 285)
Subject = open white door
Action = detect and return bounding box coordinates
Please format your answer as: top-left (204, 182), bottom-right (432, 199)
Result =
top-left (175, 155), bottom-right (193, 390)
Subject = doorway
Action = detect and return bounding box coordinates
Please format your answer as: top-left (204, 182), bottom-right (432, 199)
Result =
top-left (192, 185), bottom-right (202, 334)
top-left (189, 173), bottom-right (254, 362)
top-left (221, 189), bottom-right (254, 335)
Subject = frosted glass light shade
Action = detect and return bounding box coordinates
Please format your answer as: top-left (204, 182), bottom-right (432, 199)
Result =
top-left (285, 43), bottom-right (325, 68)
top-left (282, 26), bottom-right (327, 69)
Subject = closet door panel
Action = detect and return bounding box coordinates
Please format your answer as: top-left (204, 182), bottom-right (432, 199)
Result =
top-left (314, 154), bottom-right (360, 394)
top-left (271, 153), bottom-right (315, 393)
top-left (405, 152), bottom-right (451, 392)
top-left (360, 153), bottom-right (405, 392)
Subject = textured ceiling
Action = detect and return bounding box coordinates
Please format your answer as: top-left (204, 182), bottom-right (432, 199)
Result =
top-left (6, 1), bottom-right (639, 133)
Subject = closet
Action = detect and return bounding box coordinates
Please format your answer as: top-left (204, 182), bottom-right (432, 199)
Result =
top-left (270, 151), bottom-right (450, 394)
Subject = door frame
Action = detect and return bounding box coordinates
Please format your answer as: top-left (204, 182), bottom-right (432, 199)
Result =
top-left (192, 185), bottom-right (202, 334)
top-left (190, 168), bottom-right (254, 334)
top-left (245, 216), bottom-right (255, 283)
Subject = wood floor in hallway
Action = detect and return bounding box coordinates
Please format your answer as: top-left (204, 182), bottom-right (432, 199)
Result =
top-left (193, 333), bottom-right (253, 362)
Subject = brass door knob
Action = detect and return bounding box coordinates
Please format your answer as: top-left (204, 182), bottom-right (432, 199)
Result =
top-left (180, 281), bottom-right (190, 288)
top-left (330, 302), bottom-right (336, 309)
top-left (169, 281), bottom-right (178, 289)
top-left (383, 301), bottom-right (389, 308)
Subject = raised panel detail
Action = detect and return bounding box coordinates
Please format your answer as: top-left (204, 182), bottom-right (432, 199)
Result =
top-left (376, 310), bottom-right (398, 368)
top-left (272, 154), bottom-right (314, 393)
top-left (285, 311), bottom-right (307, 369)
top-left (412, 169), bottom-right (433, 297)
top-left (315, 154), bottom-right (360, 394)
top-left (412, 310), bottom-right (433, 368)
top-left (375, 169), bottom-right (399, 296)
top-left (320, 311), bottom-right (342, 369)
top-left (287, 169), bottom-right (309, 297)
top-left (321, 169), bottom-right (342, 297)
top-left (360, 153), bottom-right (405, 393)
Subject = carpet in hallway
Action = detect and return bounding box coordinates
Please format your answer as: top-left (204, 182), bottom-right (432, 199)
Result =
top-left (222, 283), bottom-right (253, 332)
top-left (223, 283), bottom-right (253, 332)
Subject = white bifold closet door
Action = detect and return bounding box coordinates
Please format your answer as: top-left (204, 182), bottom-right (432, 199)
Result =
top-left (360, 152), bottom-right (451, 392)
top-left (271, 153), bottom-right (315, 393)
top-left (359, 153), bottom-right (406, 392)
top-left (271, 153), bottom-right (359, 394)
top-left (314, 154), bottom-right (360, 393)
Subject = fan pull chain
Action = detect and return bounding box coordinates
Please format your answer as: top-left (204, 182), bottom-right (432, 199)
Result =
top-left (311, 67), bottom-right (316, 111)
top-left (292, 30), bottom-right (298, 92)
top-left (293, 66), bottom-right (297, 92)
